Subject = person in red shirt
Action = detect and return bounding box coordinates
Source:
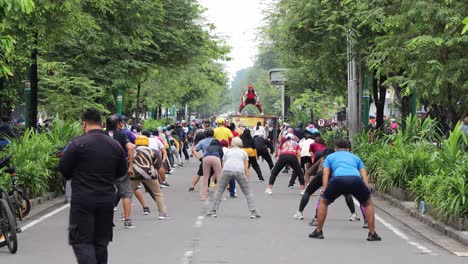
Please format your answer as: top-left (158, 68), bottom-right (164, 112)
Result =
top-left (309, 135), bottom-right (327, 164)
top-left (265, 133), bottom-right (305, 195)
top-left (228, 123), bottom-right (239, 145)
top-left (239, 84), bottom-right (263, 114)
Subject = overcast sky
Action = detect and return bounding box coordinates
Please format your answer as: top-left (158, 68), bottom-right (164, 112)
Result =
top-left (198, 0), bottom-right (270, 81)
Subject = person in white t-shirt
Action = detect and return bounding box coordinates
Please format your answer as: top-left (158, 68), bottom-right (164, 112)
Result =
top-left (207, 137), bottom-right (260, 219)
top-left (289, 133), bottom-right (315, 187)
top-left (253, 121), bottom-right (265, 138)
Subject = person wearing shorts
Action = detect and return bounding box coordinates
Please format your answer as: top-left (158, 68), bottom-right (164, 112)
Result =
top-left (308, 139), bottom-right (381, 241)
top-left (106, 115), bottom-right (135, 229)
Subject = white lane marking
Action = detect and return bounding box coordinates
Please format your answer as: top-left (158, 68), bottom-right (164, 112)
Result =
top-left (353, 199), bottom-right (434, 255)
top-left (453, 252), bottom-right (468, 257)
top-left (182, 251), bottom-right (194, 264)
top-left (21, 204), bottom-right (70, 232)
top-left (194, 216), bottom-right (204, 228)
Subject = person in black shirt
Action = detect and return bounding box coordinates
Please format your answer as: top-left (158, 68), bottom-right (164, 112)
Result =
top-left (254, 135), bottom-right (274, 170)
top-left (106, 115), bottom-right (136, 229)
top-left (59, 108), bottom-right (127, 264)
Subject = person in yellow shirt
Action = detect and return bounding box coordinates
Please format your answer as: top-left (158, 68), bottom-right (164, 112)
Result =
top-left (214, 118), bottom-right (233, 144)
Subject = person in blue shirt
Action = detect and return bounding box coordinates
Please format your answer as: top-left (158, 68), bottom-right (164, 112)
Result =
top-left (309, 139), bottom-right (381, 241)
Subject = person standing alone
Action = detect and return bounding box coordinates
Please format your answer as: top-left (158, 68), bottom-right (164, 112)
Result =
top-left (59, 108), bottom-right (128, 264)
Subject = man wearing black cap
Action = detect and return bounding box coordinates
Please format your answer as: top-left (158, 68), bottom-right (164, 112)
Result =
top-left (59, 108), bottom-right (127, 264)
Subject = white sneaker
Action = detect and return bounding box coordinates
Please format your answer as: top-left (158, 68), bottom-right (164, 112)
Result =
top-left (265, 188), bottom-right (273, 195)
top-left (293, 211), bottom-right (304, 220)
top-left (300, 190), bottom-right (305, 195)
top-left (349, 213), bottom-right (360, 221)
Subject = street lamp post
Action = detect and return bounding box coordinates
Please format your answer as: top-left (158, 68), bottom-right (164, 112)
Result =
top-left (347, 30), bottom-right (359, 141)
top-left (24, 66), bottom-right (31, 127)
top-left (269, 68), bottom-right (287, 121)
top-left (362, 71), bottom-right (370, 128)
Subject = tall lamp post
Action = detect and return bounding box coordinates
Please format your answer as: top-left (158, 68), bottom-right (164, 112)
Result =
top-left (347, 30), bottom-right (359, 141)
top-left (24, 66), bottom-right (31, 127)
top-left (268, 68), bottom-right (287, 121)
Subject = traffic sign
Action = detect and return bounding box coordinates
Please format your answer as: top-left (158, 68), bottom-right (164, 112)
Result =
top-left (318, 119), bottom-right (326, 127)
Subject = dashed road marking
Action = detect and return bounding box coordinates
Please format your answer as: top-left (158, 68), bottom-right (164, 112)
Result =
top-left (353, 199), bottom-right (434, 255)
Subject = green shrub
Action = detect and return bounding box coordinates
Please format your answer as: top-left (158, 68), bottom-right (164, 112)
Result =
top-left (4, 129), bottom-right (57, 197)
top-left (0, 119), bottom-right (81, 197)
top-left (142, 119), bottom-right (173, 132)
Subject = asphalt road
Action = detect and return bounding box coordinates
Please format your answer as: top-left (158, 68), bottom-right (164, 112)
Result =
top-left (1, 157), bottom-right (466, 263)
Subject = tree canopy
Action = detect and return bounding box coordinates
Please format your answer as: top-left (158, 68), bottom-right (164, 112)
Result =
top-left (232, 0), bottom-right (467, 129)
top-left (0, 0), bottom-right (230, 123)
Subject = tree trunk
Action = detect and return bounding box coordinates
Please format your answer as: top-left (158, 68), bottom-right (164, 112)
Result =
top-left (135, 82), bottom-right (141, 123)
top-left (30, 43), bottom-right (38, 128)
top-left (371, 72), bottom-right (387, 129)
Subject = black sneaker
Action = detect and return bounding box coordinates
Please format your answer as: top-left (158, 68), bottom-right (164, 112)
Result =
top-left (282, 169), bottom-right (289, 174)
top-left (188, 187), bottom-right (195, 192)
top-left (207, 210), bottom-right (217, 217)
top-left (230, 194), bottom-right (238, 198)
top-left (250, 210), bottom-right (261, 219)
top-left (308, 229), bottom-right (324, 239)
top-left (161, 181), bottom-right (170, 187)
top-left (367, 232), bottom-right (382, 241)
top-left (143, 207), bottom-right (150, 215)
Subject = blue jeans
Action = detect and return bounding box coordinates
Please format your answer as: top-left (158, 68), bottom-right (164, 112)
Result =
top-left (229, 179), bottom-right (236, 196)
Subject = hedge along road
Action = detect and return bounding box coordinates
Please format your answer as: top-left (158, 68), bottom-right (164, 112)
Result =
top-left (1, 159), bottom-right (464, 263)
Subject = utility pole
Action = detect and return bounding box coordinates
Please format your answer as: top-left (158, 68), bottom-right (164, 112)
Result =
top-left (347, 30), bottom-right (359, 141)
top-left (268, 68), bottom-right (288, 122)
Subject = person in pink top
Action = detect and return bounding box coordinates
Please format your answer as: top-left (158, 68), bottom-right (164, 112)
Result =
top-left (265, 133), bottom-right (305, 195)
top-left (309, 135), bottom-right (327, 164)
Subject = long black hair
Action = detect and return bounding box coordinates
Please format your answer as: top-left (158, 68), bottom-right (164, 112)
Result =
top-left (241, 128), bottom-right (255, 148)
top-left (256, 121), bottom-right (261, 130)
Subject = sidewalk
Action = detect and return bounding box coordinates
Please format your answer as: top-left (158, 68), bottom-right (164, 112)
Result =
top-left (373, 191), bottom-right (468, 256)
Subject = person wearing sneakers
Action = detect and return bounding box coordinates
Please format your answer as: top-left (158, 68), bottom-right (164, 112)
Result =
top-left (105, 115), bottom-right (135, 229)
top-left (220, 140), bottom-right (237, 198)
top-left (208, 137), bottom-right (260, 219)
top-left (266, 133), bottom-right (305, 195)
top-left (295, 148), bottom-right (363, 225)
top-left (200, 139), bottom-right (224, 201)
top-left (192, 128), bottom-right (216, 200)
top-left (309, 139), bottom-right (381, 241)
top-left (131, 136), bottom-right (169, 220)
top-left (241, 129), bottom-right (265, 181)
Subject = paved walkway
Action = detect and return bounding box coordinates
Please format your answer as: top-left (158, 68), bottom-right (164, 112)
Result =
top-left (1, 158), bottom-right (465, 263)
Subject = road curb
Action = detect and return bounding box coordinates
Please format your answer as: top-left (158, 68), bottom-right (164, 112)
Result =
top-left (373, 190), bottom-right (468, 247)
top-left (29, 192), bottom-right (61, 208)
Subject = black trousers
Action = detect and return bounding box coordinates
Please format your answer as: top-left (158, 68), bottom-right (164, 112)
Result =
top-left (69, 199), bottom-right (114, 264)
top-left (182, 142), bottom-right (190, 160)
top-left (290, 156), bottom-right (312, 185)
top-left (249, 156), bottom-right (264, 180)
top-left (298, 172), bottom-right (356, 214)
top-left (269, 154), bottom-right (304, 186)
top-left (257, 149), bottom-right (274, 170)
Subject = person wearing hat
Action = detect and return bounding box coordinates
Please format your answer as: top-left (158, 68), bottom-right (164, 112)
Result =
top-left (265, 133), bottom-right (305, 195)
top-left (214, 117), bottom-right (233, 144)
top-left (132, 135), bottom-right (169, 220)
top-left (239, 84), bottom-right (263, 114)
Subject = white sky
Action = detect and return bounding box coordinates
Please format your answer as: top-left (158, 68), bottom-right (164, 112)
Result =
top-left (198, 0), bottom-right (270, 81)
